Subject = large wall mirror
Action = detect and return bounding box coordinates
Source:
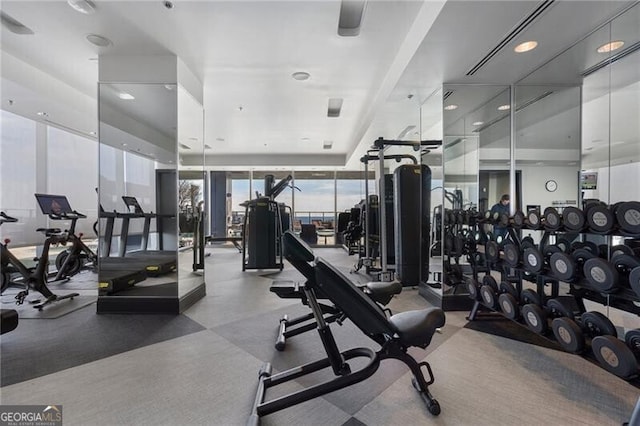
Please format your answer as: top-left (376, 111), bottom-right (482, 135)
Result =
top-left (97, 83), bottom-right (178, 313)
top-left (439, 84), bottom-right (510, 308)
top-left (177, 86), bottom-right (205, 299)
top-left (515, 3), bottom-right (639, 333)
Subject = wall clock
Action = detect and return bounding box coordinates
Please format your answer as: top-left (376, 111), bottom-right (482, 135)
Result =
top-left (545, 180), bottom-right (558, 192)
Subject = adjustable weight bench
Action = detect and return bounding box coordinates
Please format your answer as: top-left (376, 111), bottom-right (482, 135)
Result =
top-left (270, 230), bottom-right (402, 350)
top-left (249, 257), bottom-right (445, 425)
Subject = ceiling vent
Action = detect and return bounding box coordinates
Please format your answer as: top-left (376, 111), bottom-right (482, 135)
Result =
top-left (443, 91), bottom-right (454, 101)
top-left (1, 11), bottom-right (34, 35)
top-left (466, 0), bottom-right (555, 76)
top-left (323, 141), bottom-right (333, 150)
top-left (581, 40), bottom-right (640, 77)
top-left (338, 0), bottom-right (367, 36)
top-left (179, 143), bottom-right (191, 150)
top-left (327, 98), bottom-right (343, 117)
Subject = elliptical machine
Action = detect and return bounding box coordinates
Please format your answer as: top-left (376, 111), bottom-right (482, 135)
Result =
top-left (1, 212), bottom-right (79, 310)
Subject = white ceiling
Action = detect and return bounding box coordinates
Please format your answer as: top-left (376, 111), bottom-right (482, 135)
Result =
top-left (0, 0), bottom-right (637, 170)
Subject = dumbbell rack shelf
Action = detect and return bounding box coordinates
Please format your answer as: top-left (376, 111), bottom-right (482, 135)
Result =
top-left (467, 222), bottom-right (640, 380)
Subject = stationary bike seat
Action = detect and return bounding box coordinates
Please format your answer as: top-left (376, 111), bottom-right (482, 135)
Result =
top-left (36, 228), bottom-right (62, 236)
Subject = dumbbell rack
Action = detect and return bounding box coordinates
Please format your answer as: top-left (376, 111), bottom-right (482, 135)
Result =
top-left (465, 203), bottom-right (640, 381)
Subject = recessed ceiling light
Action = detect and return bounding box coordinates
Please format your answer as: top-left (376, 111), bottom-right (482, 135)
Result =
top-left (89, 131), bottom-right (96, 136)
top-left (67, 0), bottom-right (96, 14)
top-left (216, 137), bottom-right (225, 142)
top-left (514, 40), bottom-right (538, 53)
top-left (164, 84), bottom-right (174, 91)
top-left (444, 104), bottom-right (458, 111)
top-left (118, 93), bottom-right (134, 100)
top-left (292, 71), bottom-right (311, 81)
top-left (86, 34), bottom-right (112, 47)
top-left (498, 104), bottom-right (510, 111)
top-left (472, 121), bottom-right (484, 126)
top-left (121, 143), bottom-right (127, 147)
top-left (37, 111), bottom-right (47, 117)
top-left (597, 40), bottom-right (624, 53)
top-left (301, 137), bottom-right (310, 142)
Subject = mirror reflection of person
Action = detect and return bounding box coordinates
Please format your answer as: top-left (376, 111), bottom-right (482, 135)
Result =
top-left (490, 194), bottom-right (510, 238)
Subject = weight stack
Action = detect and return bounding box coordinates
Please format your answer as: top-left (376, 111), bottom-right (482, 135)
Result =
top-left (246, 199), bottom-right (278, 269)
top-left (394, 164), bottom-right (431, 286)
top-left (382, 174), bottom-right (395, 265)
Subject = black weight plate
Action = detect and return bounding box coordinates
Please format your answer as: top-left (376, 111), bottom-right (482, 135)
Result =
top-left (582, 241), bottom-right (599, 255)
top-left (482, 275), bottom-right (498, 292)
top-left (598, 244), bottom-right (610, 259)
top-left (581, 311), bottom-right (618, 337)
top-left (611, 244), bottom-right (634, 260)
top-left (521, 236), bottom-right (535, 250)
top-left (572, 248), bottom-right (597, 264)
top-left (499, 281), bottom-right (519, 299)
top-left (550, 252), bottom-right (576, 281)
top-left (503, 243), bottom-right (520, 267)
top-left (544, 207), bottom-right (562, 231)
top-left (552, 317), bottom-right (585, 354)
top-left (522, 304), bottom-right (548, 334)
top-left (613, 254), bottom-right (640, 276)
top-left (480, 285), bottom-right (498, 309)
top-left (527, 210), bottom-right (542, 229)
top-left (498, 213), bottom-right (510, 227)
top-left (616, 202), bottom-right (640, 234)
top-left (498, 293), bottom-right (519, 320)
top-left (583, 258), bottom-right (619, 292)
top-left (485, 241), bottom-right (499, 262)
top-left (523, 247), bottom-right (544, 273)
top-left (592, 335), bottom-right (638, 379)
top-left (520, 288), bottom-right (541, 306)
top-left (513, 211), bottom-right (525, 228)
top-left (571, 241), bottom-right (585, 251)
top-left (467, 278), bottom-right (480, 301)
top-left (543, 245), bottom-right (562, 260)
top-left (547, 298), bottom-right (576, 320)
top-left (562, 207), bottom-right (585, 231)
top-left (630, 267), bottom-right (640, 299)
top-left (587, 205), bottom-right (615, 233)
top-left (625, 329), bottom-right (640, 354)
top-left (556, 238), bottom-right (572, 253)
top-left (453, 236), bottom-right (464, 257)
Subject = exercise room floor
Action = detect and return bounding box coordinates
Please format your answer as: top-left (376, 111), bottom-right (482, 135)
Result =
top-left (1, 245), bottom-right (638, 425)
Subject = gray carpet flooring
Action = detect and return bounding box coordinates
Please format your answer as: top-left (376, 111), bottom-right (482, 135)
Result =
top-left (0, 304), bottom-right (206, 386)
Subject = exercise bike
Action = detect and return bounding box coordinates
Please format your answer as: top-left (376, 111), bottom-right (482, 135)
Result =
top-left (34, 194), bottom-right (98, 281)
top-left (1, 212), bottom-right (79, 310)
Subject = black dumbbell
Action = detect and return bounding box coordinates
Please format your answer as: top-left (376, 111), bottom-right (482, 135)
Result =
top-left (562, 207), bottom-right (586, 232)
top-left (615, 202), bottom-right (640, 234)
top-left (543, 207), bottom-right (563, 231)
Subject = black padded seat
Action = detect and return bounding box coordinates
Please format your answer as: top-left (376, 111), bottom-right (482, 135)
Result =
top-left (365, 281), bottom-right (402, 305)
top-left (36, 227), bottom-right (61, 236)
top-left (1, 309), bottom-right (18, 334)
top-left (388, 309), bottom-right (445, 348)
